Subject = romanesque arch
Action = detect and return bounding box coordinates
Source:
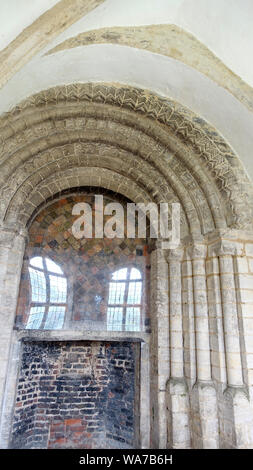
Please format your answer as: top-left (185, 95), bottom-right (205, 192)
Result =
top-left (0, 83), bottom-right (253, 448)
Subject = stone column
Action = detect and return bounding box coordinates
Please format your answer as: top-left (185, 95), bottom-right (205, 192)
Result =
top-left (206, 250), bottom-right (227, 387)
top-left (208, 239), bottom-right (244, 387)
top-left (209, 237), bottom-right (253, 448)
top-left (150, 240), bottom-right (169, 449)
top-left (182, 251), bottom-right (196, 388)
top-left (233, 240), bottom-right (253, 448)
top-left (0, 226), bottom-right (27, 446)
top-left (166, 247), bottom-right (190, 449)
top-left (188, 243), bottom-right (219, 449)
top-left (218, 252), bottom-right (244, 388)
top-left (235, 240), bottom-right (253, 392)
top-left (139, 341), bottom-right (150, 449)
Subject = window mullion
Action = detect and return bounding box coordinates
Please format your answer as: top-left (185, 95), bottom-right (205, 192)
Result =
top-left (41, 258), bottom-right (50, 329)
top-left (122, 267), bottom-right (131, 331)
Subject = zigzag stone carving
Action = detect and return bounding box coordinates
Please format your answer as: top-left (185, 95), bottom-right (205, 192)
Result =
top-left (0, 83), bottom-right (252, 230)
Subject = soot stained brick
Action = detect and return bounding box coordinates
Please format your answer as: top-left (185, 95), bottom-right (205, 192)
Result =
top-left (11, 340), bottom-right (136, 449)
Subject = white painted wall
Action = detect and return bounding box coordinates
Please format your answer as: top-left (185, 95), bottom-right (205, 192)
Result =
top-left (0, 44), bottom-right (252, 182)
top-left (0, 1), bottom-right (253, 182)
top-left (44, 0), bottom-right (253, 87)
top-left (0, 0), bottom-right (60, 51)
top-left (1, 1), bottom-right (253, 86)
top-left (177, 0), bottom-right (253, 88)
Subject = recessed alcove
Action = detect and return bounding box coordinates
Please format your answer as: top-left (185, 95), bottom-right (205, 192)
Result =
top-left (0, 72), bottom-right (253, 450)
top-left (11, 338), bottom-right (140, 449)
top-left (15, 192), bottom-right (150, 334)
top-left (8, 191), bottom-right (151, 449)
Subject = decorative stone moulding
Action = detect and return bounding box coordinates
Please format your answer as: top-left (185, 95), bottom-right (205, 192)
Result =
top-left (0, 83), bottom-right (252, 235)
top-left (0, 83), bottom-right (253, 449)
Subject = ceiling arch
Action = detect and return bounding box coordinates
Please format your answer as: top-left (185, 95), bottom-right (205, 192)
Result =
top-left (0, 0), bottom-right (105, 89)
top-left (46, 24), bottom-right (253, 112)
top-left (1, 45), bottom-right (253, 186)
top-left (0, 1), bottom-right (253, 188)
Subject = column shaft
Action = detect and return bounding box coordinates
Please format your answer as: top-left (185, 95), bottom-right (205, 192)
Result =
top-left (0, 228), bottom-right (26, 440)
top-left (150, 243), bottom-right (169, 448)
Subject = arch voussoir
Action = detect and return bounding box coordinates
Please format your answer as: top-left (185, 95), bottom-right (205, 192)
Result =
top-left (0, 83), bottom-right (252, 233)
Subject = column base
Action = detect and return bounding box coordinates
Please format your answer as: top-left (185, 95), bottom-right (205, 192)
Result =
top-left (166, 377), bottom-right (191, 449)
top-left (191, 381), bottom-right (219, 448)
top-left (221, 385), bottom-right (253, 448)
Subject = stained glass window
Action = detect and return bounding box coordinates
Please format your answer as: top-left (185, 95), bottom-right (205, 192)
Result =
top-left (107, 267), bottom-right (143, 331)
top-left (26, 257), bottom-right (67, 330)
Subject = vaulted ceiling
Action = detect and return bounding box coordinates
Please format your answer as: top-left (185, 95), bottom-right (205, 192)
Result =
top-left (0, 0), bottom-right (253, 185)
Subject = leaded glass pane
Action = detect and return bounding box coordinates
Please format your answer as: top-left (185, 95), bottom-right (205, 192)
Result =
top-left (107, 267), bottom-right (143, 332)
top-left (29, 267), bottom-right (47, 303)
top-left (46, 258), bottom-right (64, 274)
top-left (44, 306), bottom-right (65, 330)
top-left (112, 268), bottom-right (128, 281)
top-left (127, 281), bottom-right (142, 304)
top-left (26, 306), bottom-right (45, 329)
top-left (107, 307), bottom-right (123, 331)
top-left (130, 267), bottom-right (142, 280)
top-left (108, 281), bottom-right (125, 305)
top-left (49, 275), bottom-right (67, 303)
top-left (125, 307), bottom-right (141, 331)
top-left (27, 257), bottom-right (67, 330)
top-left (30, 257), bottom-right (44, 269)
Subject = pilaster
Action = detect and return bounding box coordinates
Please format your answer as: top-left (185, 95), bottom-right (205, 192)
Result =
top-left (0, 225), bottom-right (28, 446)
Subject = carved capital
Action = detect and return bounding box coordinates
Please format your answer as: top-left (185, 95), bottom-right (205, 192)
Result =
top-left (208, 238), bottom-right (244, 257)
top-left (166, 246), bottom-right (184, 263)
top-left (166, 377), bottom-right (188, 394)
top-left (186, 243), bottom-right (207, 260)
top-left (0, 224), bottom-right (29, 248)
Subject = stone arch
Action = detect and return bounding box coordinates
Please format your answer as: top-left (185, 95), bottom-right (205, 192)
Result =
top-left (15, 167), bottom-right (157, 225)
top-left (0, 117), bottom-right (214, 235)
top-left (1, 83), bottom-right (253, 450)
top-left (4, 151), bottom-right (191, 235)
top-left (0, 83), bottom-right (252, 236)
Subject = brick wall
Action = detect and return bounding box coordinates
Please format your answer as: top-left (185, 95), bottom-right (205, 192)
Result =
top-left (11, 340), bottom-right (138, 449)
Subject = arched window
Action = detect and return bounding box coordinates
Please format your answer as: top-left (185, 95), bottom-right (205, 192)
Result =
top-left (107, 267), bottom-right (143, 331)
top-left (26, 256), bottom-right (67, 330)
